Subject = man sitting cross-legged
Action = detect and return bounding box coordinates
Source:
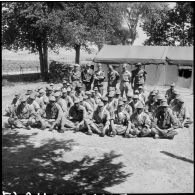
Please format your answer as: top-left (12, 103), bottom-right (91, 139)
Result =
top-left (110, 99), bottom-right (132, 138)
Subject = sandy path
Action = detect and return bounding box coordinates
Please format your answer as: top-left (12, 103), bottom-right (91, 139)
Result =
top-left (2, 82), bottom-right (194, 193)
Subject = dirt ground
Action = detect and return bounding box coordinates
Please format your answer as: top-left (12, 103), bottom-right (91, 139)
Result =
top-left (2, 82), bottom-right (194, 193)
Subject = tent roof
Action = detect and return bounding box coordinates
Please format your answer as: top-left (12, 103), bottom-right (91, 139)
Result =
top-left (93, 45), bottom-right (193, 66)
top-left (166, 46), bottom-right (193, 66)
top-left (93, 45), bottom-right (167, 64)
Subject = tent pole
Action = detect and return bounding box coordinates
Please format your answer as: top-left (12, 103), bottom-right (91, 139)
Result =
top-left (164, 61), bottom-right (168, 86)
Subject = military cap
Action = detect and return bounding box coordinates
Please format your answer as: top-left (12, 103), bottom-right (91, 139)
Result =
top-left (47, 86), bottom-right (53, 91)
top-left (118, 100), bottom-right (124, 106)
top-left (76, 83), bottom-right (82, 88)
top-left (49, 96), bottom-right (56, 102)
top-left (20, 96), bottom-right (27, 102)
top-left (90, 90), bottom-right (95, 93)
top-left (156, 94), bottom-right (163, 100)
top-left (122, 63), bottom-right (128, 68)
top-left (54, 86), bottom-right (61, 91)
top-left (86, 63), bottom-right (91, 67)
top-left (50, 83), bottom-right (54, 86)
top-left (62, 89), bottom-right (67, 93)
top-left (97, 63), bottom-right (102, 67)
top-left (133, 95), bottom-right (139, 99)
top-left (39, 89), bottom-right (45, 94)
top-left (74, 98), bottom-right (80, 103)
top-left (176, 97), bottom-right (184, 103)
top-left (29, 93), bottom-right (36, 100)
top-left (94, 87), bottom-right (98, 91)
top-left (102, 96), bottom-right (108, 102)
top-left (127, 92), bottom-right (133, 97)
top-left (54, 92), bottom-right (61, 97)
top-left (123, 97), bottom-right (127, 102)
top-left (67, 87), bottom-right (72, 92)
top-left (63, 80), bottom-right (67, 84)
top-left (108, 91), bottom-right (115, 97)
top-left (134, 90), bottom-right (139, 94)
top-left (138, 86), bottom-right (143, 89)
top-left (116, 89), bottom-right (121, 95)
top-left (170, 82), bottom-right (175, 87)
top-left (98, 101), bottom-right (104, 107)
top-left (150, 91), bottom-right (156, 96)
top-left (136, 62), bottom-right (142, 66)
top-left (161, 102), bottom-right (168, 107)
top-left (74, 64), bottom-right (80, 67)
top-left (136, 102), bottom-right (144, 109)
top-left (83, 95), bottom-right (88, 100)
top-left (85, 91), bottom-right (91, 95)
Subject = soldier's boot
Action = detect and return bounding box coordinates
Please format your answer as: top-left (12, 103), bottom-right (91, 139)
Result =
top-left (110, 130), bottom-right (116, 137)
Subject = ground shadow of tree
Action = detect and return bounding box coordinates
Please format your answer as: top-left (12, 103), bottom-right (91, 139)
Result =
top-left (2, 131), bottom-right (132, 193)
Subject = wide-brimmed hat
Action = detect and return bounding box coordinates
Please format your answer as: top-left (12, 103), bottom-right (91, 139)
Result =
top-left (74, 98), bottom-right (80, 103)
top-left (136, 102), bottom-right (144, 109)
top-left (161, 102), bottom-right (168, 107)
top-left (49, 96), bottom-right (56, 102)
top-left (98, 101), bottom-right (104, 107)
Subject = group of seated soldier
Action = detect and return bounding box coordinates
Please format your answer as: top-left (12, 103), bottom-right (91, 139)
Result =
top-left (5, 81), bottom-right (193, 140)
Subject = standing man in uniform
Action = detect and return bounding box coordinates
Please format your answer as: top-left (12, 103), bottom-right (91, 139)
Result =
top-left (107, 65), bottom-right (120, 91)
top-left (70, 64), bottom-right (81, 90)
top-left (120, 63), bottom-right (132, 97)
top-left (93, 63), bottom-right (105, 95)
top-left (131, 62), bottom-right (147, 93)
top-left (165, 82), bottom-right (176, 104)
top-left (81, 63), bottom-right (94, 91)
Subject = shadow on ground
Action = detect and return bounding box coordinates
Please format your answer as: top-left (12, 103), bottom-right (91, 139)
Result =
top-left (2, 131), bottom-right (131, 193)
top-left (160, 151), bottom-right (194, 164)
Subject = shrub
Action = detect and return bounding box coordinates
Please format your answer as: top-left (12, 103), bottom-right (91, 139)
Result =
top-left (49, 61), bottom-right (74, 83)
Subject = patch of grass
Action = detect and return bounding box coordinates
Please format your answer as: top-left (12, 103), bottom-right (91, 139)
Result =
top-left (2, 79), bottom-right (15, 87)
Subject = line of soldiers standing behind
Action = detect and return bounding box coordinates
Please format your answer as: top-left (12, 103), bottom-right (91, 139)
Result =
top-left (5, 63), bottom-right (192, 139)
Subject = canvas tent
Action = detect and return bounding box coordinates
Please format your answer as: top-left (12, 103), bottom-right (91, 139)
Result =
top-left (93, 45), bottom-right (193, 88)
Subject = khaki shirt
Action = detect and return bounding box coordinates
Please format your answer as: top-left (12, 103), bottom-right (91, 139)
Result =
top-left (130, 112), bottom-right (151, 129)
top-left (111, 109), bottom-right (130, 126)
top-left (121, 70), bottom-right (131, 82)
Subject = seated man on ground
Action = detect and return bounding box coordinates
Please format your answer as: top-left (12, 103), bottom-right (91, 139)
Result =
top-left (87, 101), bottom-right (110, 137)
top-left (171, 97), bottom-right (193, 128)
top-left (151, 102), bottom-right (179, 139)
top-left (5, 92), bottom-right (21, 116)
top-left (7, 96), bottom-right (41, 130)
top-left (130, 102), bottom-right (153, 138)
top-left (44, 96), bottom-right (69, 133)
top-left (110, 99), bottom-right (133, 138)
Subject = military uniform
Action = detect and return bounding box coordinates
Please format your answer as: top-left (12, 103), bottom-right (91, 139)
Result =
top-left (108, 70), bottom-right (120, 89)
top-left (93, 70), bottom-right (105, 95)
top-left (130, 102), bottom-right (152, 137)
top-left (151, 102), bottom-right (179, 139)
top-left (171, 99), bottom-right (192, 128)
top-left (110, 108), bottom-right (130, 136)
top-left (44, 99), bottom-right (69, 131)
top-left (131, 68), bottom-right (147, 92)
top-left (8, 99), bottom-right (35, 129)
top-left (88, 103), bottom-right (110, 136)
top-left (120, 70), bottom-right (132, 97)
top-left (81, 68), bottom-right (94, 91)
top-left (71, 70), bottom-right (82, 89)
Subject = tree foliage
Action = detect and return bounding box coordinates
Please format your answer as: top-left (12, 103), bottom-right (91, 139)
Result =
top-left (142, 2), bottom-right (194, 46)
top-left (115, 2), bottom-right (169, 45)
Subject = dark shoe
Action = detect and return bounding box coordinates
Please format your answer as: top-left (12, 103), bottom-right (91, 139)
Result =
top-left (26, 126), bottom-right (31, 130)
top-left (100, 132), bottom-right (105, 137)
top-left (58, 129), bottom-right (64, 133)
top-left (87, 131), bottom-right (93, 135)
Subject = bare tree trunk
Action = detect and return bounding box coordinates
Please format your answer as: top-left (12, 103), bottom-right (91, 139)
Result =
top-left (37, 41), bottom-right (48, 81)
top-left (43, 41), bottom-right (48, 81)
top-left (74, 44), bottom-right (81, 64)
